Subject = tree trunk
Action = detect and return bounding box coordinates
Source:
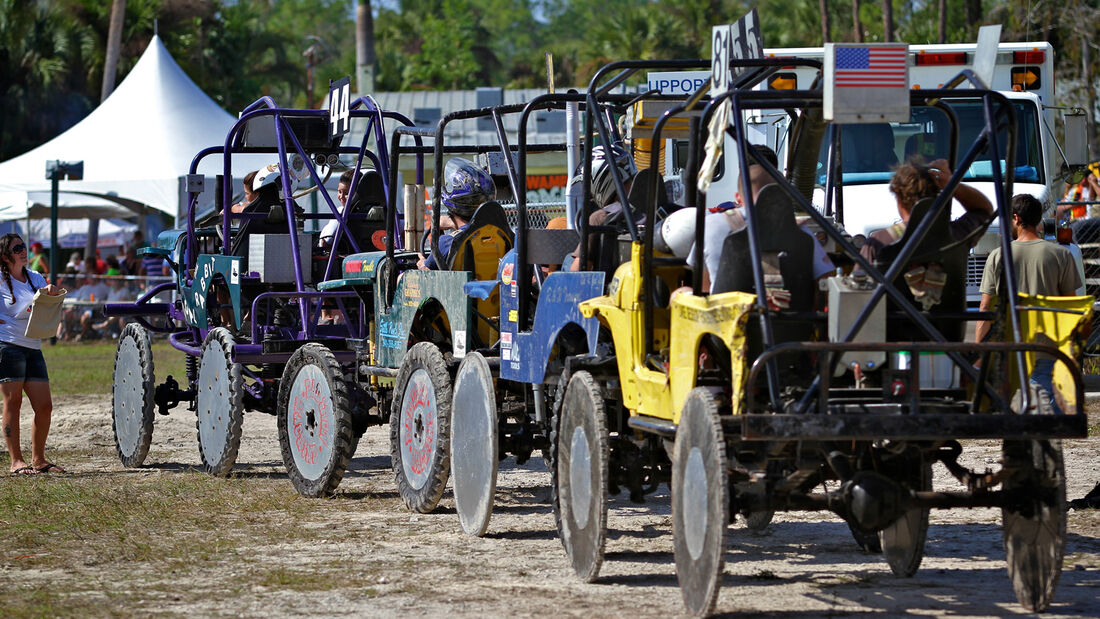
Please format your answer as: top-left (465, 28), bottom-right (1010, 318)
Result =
top-left (1084, 37), bottom-right (1098, 158)
top-left (966, 0), bottom-right (981, 32)
top-left (852, 0), bottom-right (863, 42)
top-left (937, 0), bottom-right (947, 44)
top-left (355, 0), bottom-right (377, 94)
top-left (883, 0), bottom-right (894, 42)
top-left (101, 0), bottom-right (126, 102)
top-left (820, 0), bottom-right (832, 43)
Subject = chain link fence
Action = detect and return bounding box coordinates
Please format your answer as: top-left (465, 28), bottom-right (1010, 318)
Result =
top-left (1067, 204), bottom-right (1100, 373)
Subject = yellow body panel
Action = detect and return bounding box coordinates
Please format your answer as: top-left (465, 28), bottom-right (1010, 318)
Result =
top-left (579, 243), bottom-right (755, 424)
top-left (1011, 294), bottom-right (1093, 413)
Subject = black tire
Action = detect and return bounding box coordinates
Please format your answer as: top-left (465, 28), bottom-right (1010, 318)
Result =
top-left (549, 368), bottom-right (569, 541)
top-left (277, 343), bottom-right (356, 498)
top-left (1002, 438), bottom-right (1066, 612)
top-left (744, 508), bottom-right (774, 532)
top-left (672, 388), bottom-right (729, 617)
top-left (880, 456), bottom-right (931, 577)
top-left (555, 370), bottom-right (609, 582)
top-left (195, 327), bottom-right (244, 476)
top-left (112, 323), bottom-right (155, 467)
top-left (390, 342), bottom-right (452, 513)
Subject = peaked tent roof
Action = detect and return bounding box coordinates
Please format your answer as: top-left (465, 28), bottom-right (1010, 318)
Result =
top-left (0, 35), bottom-right (254, 217)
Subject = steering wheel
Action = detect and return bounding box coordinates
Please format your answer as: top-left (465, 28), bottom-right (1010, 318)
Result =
top-left (420, 230), bottom-right (432, 256)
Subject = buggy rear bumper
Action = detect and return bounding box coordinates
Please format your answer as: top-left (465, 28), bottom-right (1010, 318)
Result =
top-left (732, 411), bottom-right (1087, 441)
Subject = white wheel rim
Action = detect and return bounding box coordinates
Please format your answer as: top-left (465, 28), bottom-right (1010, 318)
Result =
top-left (399, 368), bottom-right (438, 490)
top-left (197, 339), bottom-right (232, 461)
top-left (682, 447), bottom-right (709, 561)
top-left (113, 335), bottom-right (145, 456)
top-left (288, 363), bottom-right (335, 480)
top-left (569, 425), bottom-right (593, 530)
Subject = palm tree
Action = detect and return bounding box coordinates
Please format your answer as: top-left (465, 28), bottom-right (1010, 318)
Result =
top-left (820, 0), bottom-right (832, 42)
top-left (883, 0), bottom-right (894, 42)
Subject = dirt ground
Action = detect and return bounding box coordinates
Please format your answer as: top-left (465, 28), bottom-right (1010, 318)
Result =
top-left (9, 393), bottom-right (1100, 617)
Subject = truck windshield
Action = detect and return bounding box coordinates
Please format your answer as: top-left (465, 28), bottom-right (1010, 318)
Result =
top-left (817, 100), bottom-right (1043, 185)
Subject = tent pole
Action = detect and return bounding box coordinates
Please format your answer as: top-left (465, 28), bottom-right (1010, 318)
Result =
top-left (50, 171), bottom-right (59, 285)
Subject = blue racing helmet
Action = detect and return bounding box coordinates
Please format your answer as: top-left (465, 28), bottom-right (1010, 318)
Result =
top-left (441, 158), bottom-right (495, 219)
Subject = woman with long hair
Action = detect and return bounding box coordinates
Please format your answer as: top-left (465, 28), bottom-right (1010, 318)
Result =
top-left (0, 233), bottom-right (64, 475)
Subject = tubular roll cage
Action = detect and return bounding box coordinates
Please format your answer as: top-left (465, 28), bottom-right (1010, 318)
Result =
top-left (175, 95), bottom-right (418, 352)
top-left (597, 58), bottom-right (1085, 429)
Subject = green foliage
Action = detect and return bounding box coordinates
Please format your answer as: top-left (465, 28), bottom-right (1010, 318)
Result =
top-left (3, 0), bottom-right (1100, 160)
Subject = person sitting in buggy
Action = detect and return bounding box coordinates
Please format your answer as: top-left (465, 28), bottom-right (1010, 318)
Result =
top-left (418, 158), bottom-right (509, 271)
top-left (860, 158), bottom-right (992, 264)
top-left (861, 159), bottom-right (993, 342)
top-left (568, 144), bottom-right (642, 273)
top-left (683, 145), bottom-right (834, 294)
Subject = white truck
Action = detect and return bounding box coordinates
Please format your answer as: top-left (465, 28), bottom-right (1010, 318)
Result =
top-left (715, 41), bottom-right (1085, 299)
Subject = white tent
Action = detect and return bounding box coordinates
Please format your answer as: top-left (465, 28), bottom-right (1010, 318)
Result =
top-left (0, 35), bottom-right (262, 218)
top-left (0, 188), bottom-right (137, 221)
top-left (23, 218), bottom-right (138, 249)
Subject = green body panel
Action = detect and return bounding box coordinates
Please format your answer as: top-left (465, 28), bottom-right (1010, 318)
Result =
top-left (374, 269), bottom-right (474, 368)
top-left (340, 251), bottom-right (389, 284)
top-left (180, 254), bottom-right (243, 330)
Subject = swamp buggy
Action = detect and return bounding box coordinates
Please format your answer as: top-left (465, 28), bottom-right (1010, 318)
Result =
top-left (550, 54), bottom-right (1092, 616)
top-left (107, 93), bottom-right (424, 497)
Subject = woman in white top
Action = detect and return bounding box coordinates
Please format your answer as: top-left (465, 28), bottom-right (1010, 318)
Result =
top-left (0, 234), bottom-right (64, 475)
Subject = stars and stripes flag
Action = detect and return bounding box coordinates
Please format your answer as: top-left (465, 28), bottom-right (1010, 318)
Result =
top-left (835, 46), bottom-right (908, 88)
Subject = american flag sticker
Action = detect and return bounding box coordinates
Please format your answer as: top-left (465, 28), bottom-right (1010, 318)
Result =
top-left (835, 46), bottom-right (908, 88)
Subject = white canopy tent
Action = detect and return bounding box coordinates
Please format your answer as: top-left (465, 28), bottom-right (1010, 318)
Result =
top-left (0, 35), bottom-right (267, 220)
top-left (20, 218), bottom-right (138, 249)
top-left (0, 189), bottom-right (137, 221)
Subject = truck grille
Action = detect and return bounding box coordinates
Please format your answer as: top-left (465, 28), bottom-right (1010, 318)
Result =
top-left (967, 254), bottom-right (988, 289)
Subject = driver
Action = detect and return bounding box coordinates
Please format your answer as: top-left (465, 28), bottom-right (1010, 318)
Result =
top-left (418, 158), bottom-right (495, 270)
top-left (569, 144), bottom-right (639, 272)
top-left (686, 146), bottom-right (834, 293)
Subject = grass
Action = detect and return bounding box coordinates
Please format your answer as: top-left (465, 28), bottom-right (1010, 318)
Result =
top-left (0, 467), bottom-right (370, 614)
top-left (41, 340), bottom-right (187, 396)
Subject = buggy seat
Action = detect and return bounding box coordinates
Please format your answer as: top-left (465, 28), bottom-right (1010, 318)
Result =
top-left (712, 184), bottom-right (818, 375)
top-left (873, 196), bottom-right (968, 342)
top-left (445, 200), bottom-right (513, 346)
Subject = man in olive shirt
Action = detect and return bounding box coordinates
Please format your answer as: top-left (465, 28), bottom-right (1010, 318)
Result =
top-left (975, 194), bottom-right (1082, 412)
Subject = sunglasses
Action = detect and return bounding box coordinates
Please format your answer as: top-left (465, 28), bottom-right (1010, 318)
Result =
top-left (10, 244), bottom-right (26, 254)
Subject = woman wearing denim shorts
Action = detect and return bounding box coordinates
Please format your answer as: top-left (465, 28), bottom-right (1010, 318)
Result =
top-left (0, 234), bottom-right (64, 475)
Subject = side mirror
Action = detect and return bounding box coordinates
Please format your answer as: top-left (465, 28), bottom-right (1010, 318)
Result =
top-left (1063, 111), bottom-right (1089, 168)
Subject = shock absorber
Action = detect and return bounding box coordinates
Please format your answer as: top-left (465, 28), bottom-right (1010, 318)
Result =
top-left (185, 353), bottom-right (198, 411)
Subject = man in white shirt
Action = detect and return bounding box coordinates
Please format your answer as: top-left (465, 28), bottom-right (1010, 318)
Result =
top-left (688, 162), bottom-right (834, 293)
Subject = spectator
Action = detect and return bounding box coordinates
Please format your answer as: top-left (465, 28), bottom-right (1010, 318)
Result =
top-left (975, 194), bottom-right (1082, 414)
top-left (28, 242), bottom-right (48, 276)
top-left (104, 254), bottom-right (122, 276)
top-left (0, 233), bottom-right (65, 475)
top-left (92, 250), bottom-right (107, 275)
top-left (92, 277), bottom-right (131, 337)
top-left (65, 251), bottom-right (82, 273)
top-left (121, 245), bottom-right (140, 276)
top-left (71, 275), bottom-right (109, 341)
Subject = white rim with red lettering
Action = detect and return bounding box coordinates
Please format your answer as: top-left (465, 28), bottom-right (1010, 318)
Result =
top-left (399, 368), bottom-right (438, 491)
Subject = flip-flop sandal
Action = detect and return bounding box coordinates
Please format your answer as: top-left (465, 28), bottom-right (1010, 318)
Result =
top-left (35, 463), bottom-right (65, 474)
top-left (10, 466), bottom-right (38, 476)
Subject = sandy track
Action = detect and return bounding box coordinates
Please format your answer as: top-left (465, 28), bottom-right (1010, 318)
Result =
top-left (16, 394), bottom-right (1100, 616)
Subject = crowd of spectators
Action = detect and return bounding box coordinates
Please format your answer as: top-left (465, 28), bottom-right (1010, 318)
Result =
top-left (50, 232), bottom-right (169, 342)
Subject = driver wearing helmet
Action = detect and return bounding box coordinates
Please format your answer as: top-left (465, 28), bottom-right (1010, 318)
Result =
top-left (569, 144), bottom-right (639, 271)
top-left (418, 158), bottom-right (496, 270)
